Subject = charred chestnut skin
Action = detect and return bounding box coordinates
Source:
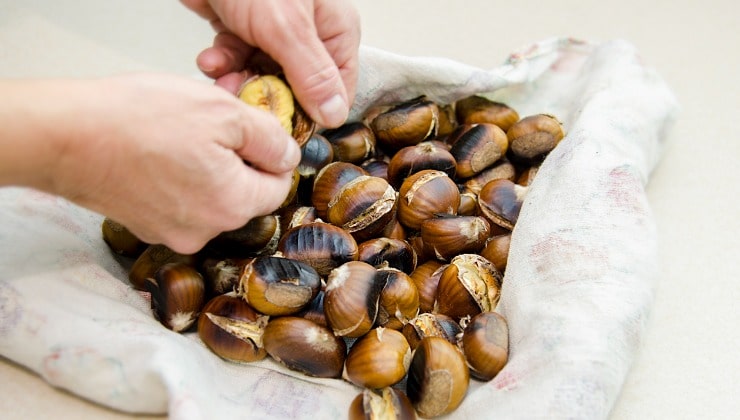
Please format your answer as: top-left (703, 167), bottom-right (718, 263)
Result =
top-left (277, 221), bottom-right (359, 277)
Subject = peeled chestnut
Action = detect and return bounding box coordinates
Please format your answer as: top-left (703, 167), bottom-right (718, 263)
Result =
top-left (262, 316), bottom-right (347, 378)
top-left (371, 96), bottom-right (439, 152)
top-left (326, 175), bottom-right (398, 242)
top-left (343, 327), bottom-right (411, 389)
top-left (435, 254), bottom-right (503, 321)
top-left (101, 217), bottom-right (147, 257)
top-left (376, 267), bottom-right (420, 330)
top-left (409, 260), bottom-right (446, 313)
top-left (348, 388), bottom-right (416, 420)
top-left (406, 336), bottom-right (470, 418)
top-left (198, 292), bottom-right (269, 363)
top-left (128, 244), bottom-right (197, 291)
top-left (387, 141), bottom-right (457, 189)
top-left (460, 311), bottom-right (509, 381)
top-left (397, 170), bottom-right (460, 230)
top-left (238, 256), bottom-right (321, 316)
top-left (479, 233), bottom-right (511, 273)
top-left (204, 214), bottom-right (281, 258)
top-left (455, 96), bottom-right (520, 131)
top-left (145, 262), bottom-right (205, 332)
top-left (322, 122), bottom-right (376, 164)
top-left (277, 221), bottom-right (359, 277)
top-left (311, 161), bottom-right (368, 219)
top-left (324, 261), bottom-right (386, 338)
top-left (477, 179), bottom-right (527, 231)
top-left (420, 215), bottom-right (490, 261)
top-left (448, 124), bottom-right (509, 179)
top-left (507, 113), bottom-right (564, 162)
top-left (358, 237), bottom-right (417, 274)
top-left (402, 312), bottom-right (463, 350)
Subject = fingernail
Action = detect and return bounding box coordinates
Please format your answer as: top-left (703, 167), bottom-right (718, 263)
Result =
top-left (318, 94), bottom-right (349, 128)
top-left (280, 139), bottom-right (302, 170)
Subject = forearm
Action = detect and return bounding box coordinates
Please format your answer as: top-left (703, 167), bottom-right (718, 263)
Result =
top-left (0, 79), bottom-right (91, 195)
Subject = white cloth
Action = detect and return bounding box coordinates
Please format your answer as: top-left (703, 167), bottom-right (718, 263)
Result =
top-left (0, 37), bottom-right (678, 419)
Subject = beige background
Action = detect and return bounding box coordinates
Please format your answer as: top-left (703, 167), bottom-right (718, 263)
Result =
top-left (1, 0), bottom-right (738, 419)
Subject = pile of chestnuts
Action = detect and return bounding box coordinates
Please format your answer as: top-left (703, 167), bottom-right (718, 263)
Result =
top-left (102, 75), bottom-right (565, 419)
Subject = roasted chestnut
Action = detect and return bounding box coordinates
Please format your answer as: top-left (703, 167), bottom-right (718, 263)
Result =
top-left (516, 165), bottom-right (540, 186)
top-left (238, 256), bottom-right (321, 316)
top-left (360, 158), bottom-right (390, 180)
top-left (277, 221), bottom-right (359, 277)
top-left (402, 312), bottom-right (463, 350)
top-left (459, 311), bottom-right (509, 381)
top-left (311, 161), bottom-right (368, 219)
top-left (397, 170), bottom-right (460, 230)
top-left (477, 179), bottom-right (527, 231)
top-left (448, 124), bottom-right (509, 179)
top-left (436, 103), bottom-right (458, 138)
top-left (262, 316), bottom-right (347, 378)
top-left (435, 254), bottom-right (503, 321)
top-left (386, 141), bottom-right (457, 189)
top-left (454, 96), bottom-right (520, 131)
top-left (506, 113), bottom-right (564, 162)
top-left (406, 336), bottom-right (470, 418)
top-left (200, 257), bottom-right (252, 297)
top-left (420, 215), bottom-right (490, 261)
top-left (326, 175), bottom-right (398, 241)
top-left (343, 327), bottom-right (411, 389)
top-left (197, 292), bottom-right (269, 363)
top-left (145, 262), bottom-right (205, 332)
top-left (479, 233), bottom-right (511, 273)
top-left (297, 133), bottom-right (334, 179)
top-left (409, 260), bottom-right (446, 313)
top-left (204, 214), bottom-right (281, 258)
top-left (457, 186), bottom-right (478, 216)
top-left (324, 261), bottom-right (386, 338)
top-left (348, 388), bottom-right (416, 420)
top-left (322, 122), bottom-right (376, 164)
top-left (101, 217), bottom-right (147, 257)
top-left (376, 267), bottom-right (420, 330)
top-left (296, 289), bottom-right (328, 327)
top-left (128, 244), bottom-right (197, 291)
top-left (276, 205), bottom-right (318, 234)
top-left (462, 158), bottom-right (517, 195)
top-left (371, 96), bottom-right (439, 152)
top-left (358, 237), bottom-right (417, 274)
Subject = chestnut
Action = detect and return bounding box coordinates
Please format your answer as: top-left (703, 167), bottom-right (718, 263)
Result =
top-left (197, 292), bottom-right (269, 363)
top-left (296, 289), bottom-right (328, 327)
top-left (360, 158), bottom-right (390, 181)
top-left (343, 327), bottom-right (411, 389)
top-left (479, 233), bottom-right (511, 273)
top-left (459, 311), bottom-right (509, 381)
top-left (277, 220), bottom-right (359, 277)
top-left (380, 217), bottom-right (407, 241)
top-left (358, 237), bottom-right (417, 274)
top-left (326, 175), bottom-right (398, 242)
top-left (311, 161), bottom-right (368, 219)
top-left (297, 133), bottom-right (334, 179)
top-left (402, 312), bottom-right (462, 350)
top-left (448, 124), bottom-right (509, 179)
top-left (409, 260), bottom-right (446, 313)
top-left (376, 267), bottom-right (420, 330)
top-left (436, 103), bottom-right (458, 138)
top-left (348, 388), bottom-right (416, 420)
top-left (386, 141), bottom-right (457, 189)
top-left (145, 262), bottom-right (205, 332)
top-left (262, 316), bottom-right (347, 378)
top-left (204, 214), bottom-right (280, 258)
top-left (506, 113), bottom-right (564, 162)
top-left (477, 179), bottom-right (527, 231)
top-left (420, 215), bottom-right (490, 261)
top-left (101, 217), bottom-right (146, 258)
top-left (397, 170), bottom-right (460, 230)
top-left (516, 165), bottom-right (540, 186)
top-left (406, 233), bottom-right (437, 265)
top-left (462, 158), bottom-right (517, 195)
top-left (128, 244), bottom-right (197, 291)
top-left (324, 261), bottom-right (386, 338)
top-left (435, 254), bottom-right (503, 321)
top-left (457, 186), bottom-right (478, 217)
top-left (454, 96), bottom-right (520, 131)
top-left (322, 122), bottom-right (376, 164)
top-left (200, 257), bottom-right (252, 297)
top-left (371, 96), bottom-right (439, 153)
top-left (406, 336), bottom-right (469, 418)
top-left (276, 205), bottom-right (318, 234)
top-left (238, 256), bottom-right (321, 316)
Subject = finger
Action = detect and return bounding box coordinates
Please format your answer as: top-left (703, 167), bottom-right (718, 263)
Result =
top-left (196, 32), bottom-right (254, 78)
top-left (179, 0), bottom-right (218, 21)
top-left (213, 71), bottom-right (253, 95)
top-left (235, 165), bottom-right (296, 218)
top-left (315, 0), bottom-right (361, 107)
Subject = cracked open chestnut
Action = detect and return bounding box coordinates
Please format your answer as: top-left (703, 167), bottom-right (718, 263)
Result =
top-left (397, 170), bottom-right (460, 230)
top-left (435, 254), bottom-right (503, 321)
top-left (348, 387), bottom-right (416, 420)
top-left (198, 292), bottom-right (269, 363)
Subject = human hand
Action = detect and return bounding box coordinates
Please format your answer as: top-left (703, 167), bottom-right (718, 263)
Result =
top-left (180, 0), bottom-right (361, 129)
top-left (49, 74), bottom-right (301, 254)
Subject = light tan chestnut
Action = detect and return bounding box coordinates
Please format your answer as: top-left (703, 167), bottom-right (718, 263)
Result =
top-left (324, 261), bottom-right (386, 338)
top-left (343, 327), bottom-right (412, 389)
top-left (420, 215), bottom-right (490, 261)
top-left (402, 312), bottom-right (463, 351)
top-left (397, 170), bottom-right (460, 230)
top-left (262, 316), bottom-right (347, 378)
top-left (507, 113), bottom-right (564, 162)
top-left (197, 292), bottom-right (269, 363)
top-left (435, 254), bottom-right (503, 321)
top-left (101, 217), bottom-right (147, 258)
top-left (145, 262), bottom-right (205, 332)
top-left (348, 387), bottom-right (416, 420)
top-left (376, 267), bottom-right (420, 330)
top-left (406, 336), bottom-right (470, 418)
top-left (327, 175), bottom-right (398, 242)
top-left (477, 179), bottom-right (527, 231)
top-left (455, 96), bottom-right (520, 131)
top-left (460, 311), bottom-right (509, 381)
top-left (447, 123), bottom-right (509, 179)
top-left (238, 256), bottom-right (321, 316)
top-left (277, 221), bottom-right (359, 277)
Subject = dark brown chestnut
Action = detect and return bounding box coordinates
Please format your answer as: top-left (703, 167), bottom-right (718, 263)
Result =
top-left (455, 96), bottom-right (520, 131)
top-left (448, 124), bottom-right (509, 179)
top-left (358, 237), bottom-right (417, 274)
top-left (409, 260), bottom-right (446, 313)
top-left (371, 96), bottom-right (439, 153)
top-left (145, 262), bottom-right (205, 332)
top-left (322, 122), bottom-right (376, 164)
top-left (311, 161), bottom-right (368, 219)
top-left (204, 214), bottom-right (280, 258)
top-left (238, 256), bottom-right (321, 316)
top-left (360, 158), bottom-right (390, 181)
top-left (200, 257), bottom-right (252, 297)
top-left (479, 233), bottom-right (511, 273)
top-left (462, 158), bottom-right (517, 195)
top-left (277, 220), bottom-right (359, 277)
top-left (477, 179), bottom-right (527, 231)
top-left (128, 244), bottom-right (197, 291)
top-left (386, 141), bottom-right (457, 189)
top-left (297, 133), bottom-right (334, 179)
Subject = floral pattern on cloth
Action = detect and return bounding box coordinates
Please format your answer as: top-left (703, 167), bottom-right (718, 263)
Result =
top-left (0, 37), bottom-right (678, 419)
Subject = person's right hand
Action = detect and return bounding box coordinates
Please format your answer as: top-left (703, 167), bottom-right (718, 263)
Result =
top-left (180, 0), bottom-right (361, 129)
top-left (0, 74), bottom-right (301, 255)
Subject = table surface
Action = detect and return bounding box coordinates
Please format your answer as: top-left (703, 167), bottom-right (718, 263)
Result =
top-left (1, 1), bottom-right (738, 419)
